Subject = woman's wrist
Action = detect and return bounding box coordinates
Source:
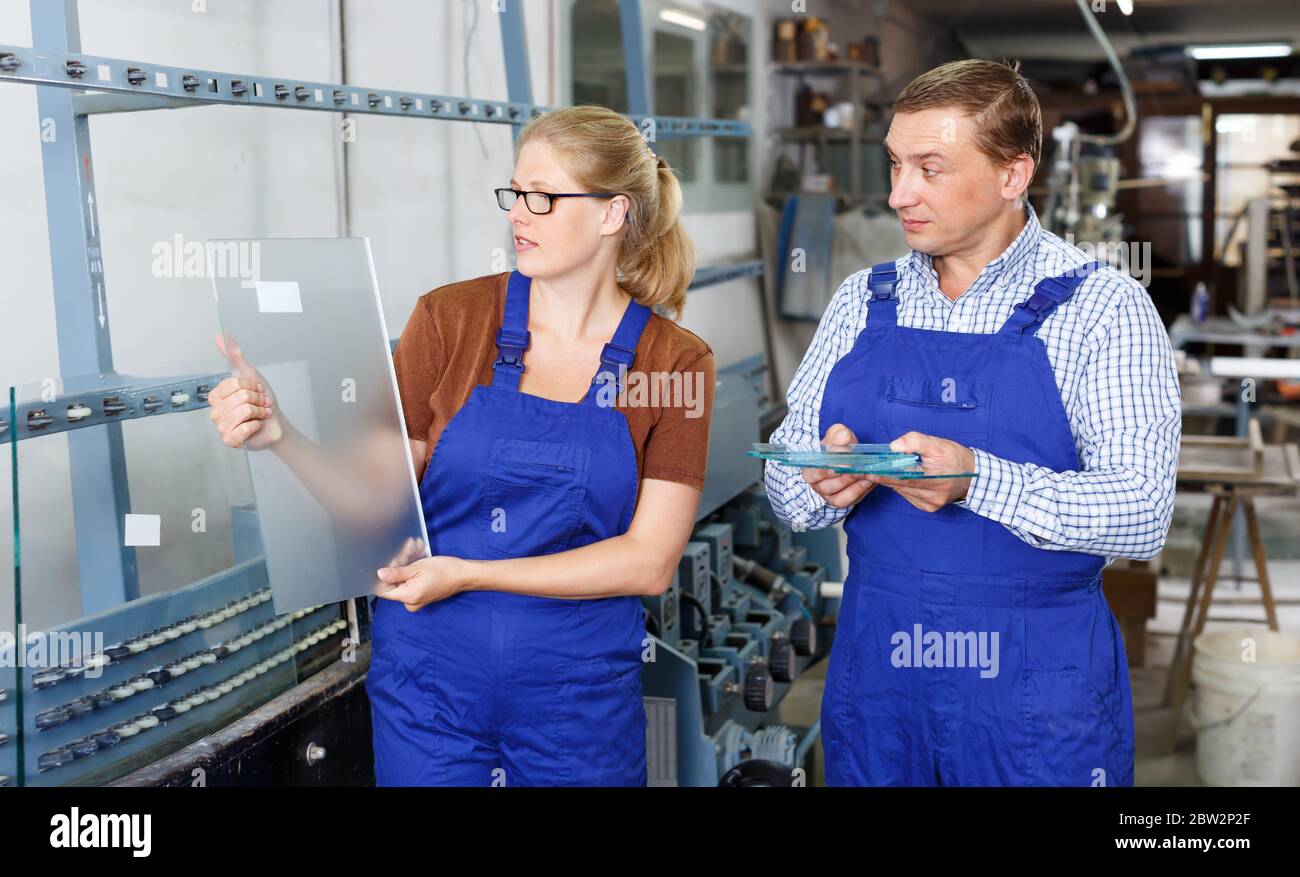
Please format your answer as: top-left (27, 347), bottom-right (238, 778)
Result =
top-left (267, 415), bottom-right (301, 457)
top-left (455, 556), bottom-right (482, 593)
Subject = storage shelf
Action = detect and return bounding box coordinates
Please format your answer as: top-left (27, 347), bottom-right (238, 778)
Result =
top-left (775, 125), bottom-right (883, 143)
top-left (770, 60), bottom-right (882, 77)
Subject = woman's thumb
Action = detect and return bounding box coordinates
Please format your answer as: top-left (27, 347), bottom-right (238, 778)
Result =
top-left (218, 333), bottom-right (256, 378)
top-left (377, 564), bottom-right (413, 583)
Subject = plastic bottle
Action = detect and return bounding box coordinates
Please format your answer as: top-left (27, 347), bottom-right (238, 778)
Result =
top-left (1192, 281), bottom-right (1210, 324)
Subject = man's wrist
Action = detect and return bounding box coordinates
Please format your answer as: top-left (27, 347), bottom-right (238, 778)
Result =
top-left (957, 445), bottom-right (976, 501)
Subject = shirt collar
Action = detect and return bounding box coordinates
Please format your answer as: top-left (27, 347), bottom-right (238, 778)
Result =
top-left (990, 200), bottom-right (1041, 277)
top-left (907, 200), bottom-right (1042, 292)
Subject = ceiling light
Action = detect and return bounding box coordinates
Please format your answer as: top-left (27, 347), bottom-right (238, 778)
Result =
top-left (660, 9), bottom-right (706, 31)
top-left (1186, 43), bottom-right (1292, 60)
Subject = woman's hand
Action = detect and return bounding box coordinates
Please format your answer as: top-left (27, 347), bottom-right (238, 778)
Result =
top-left (209, 333), bottom-right (285, 450)
top-left (374, 546), bottom-right (467, 611)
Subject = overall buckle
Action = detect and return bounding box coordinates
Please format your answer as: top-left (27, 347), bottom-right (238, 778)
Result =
top-left (592, 341), bottom-right (636, 387)
top-left (868, 264), bottom-right (899, 302)
top-left (494, 327), bottom-right (531, 369)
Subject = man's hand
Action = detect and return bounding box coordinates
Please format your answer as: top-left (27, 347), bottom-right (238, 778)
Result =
top-left (864, 430), bottom-right (975, 512)
top-left (802, 423), bottom-right (876, 509)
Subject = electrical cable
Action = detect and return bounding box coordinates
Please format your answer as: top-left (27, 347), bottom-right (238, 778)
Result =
top-left (679, 591), bottom-right (711, 646)
top-left (1073, 0), bottom-right (1137, 146)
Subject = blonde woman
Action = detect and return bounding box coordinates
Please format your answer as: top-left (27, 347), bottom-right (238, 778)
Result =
top-left (209, 106), bottom-right (715, 786)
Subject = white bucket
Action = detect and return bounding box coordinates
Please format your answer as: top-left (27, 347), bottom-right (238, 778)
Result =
top-left (1192, 627), bottom-right (1300, 786)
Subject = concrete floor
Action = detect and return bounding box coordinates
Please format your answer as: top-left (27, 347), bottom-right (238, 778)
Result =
top-left (774, 491), bottom-right (1300, 786)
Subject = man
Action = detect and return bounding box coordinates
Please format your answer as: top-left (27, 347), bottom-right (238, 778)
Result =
top-left (764, 59), bottom-right (1180, 786)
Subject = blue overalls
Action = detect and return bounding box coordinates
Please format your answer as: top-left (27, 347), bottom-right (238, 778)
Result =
top-left (817, 260), bottom-right (1135, 786)
top-left (366, 270), bottom-right (651, 786)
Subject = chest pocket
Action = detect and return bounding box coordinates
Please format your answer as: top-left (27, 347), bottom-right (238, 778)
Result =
top-left (480, 437), bottom-right (592, 559)
top-left (877, 376), bottom-right (993, 447)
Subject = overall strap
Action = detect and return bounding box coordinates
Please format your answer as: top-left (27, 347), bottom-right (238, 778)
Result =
top-left (584, 298), bottom-right (653, 406)
top-left (866, 261), bottom-right (900, 328)
top-left (491, 270), bottom-right (532, 390)
top-left (998, 260), bottom-right (1102, 337)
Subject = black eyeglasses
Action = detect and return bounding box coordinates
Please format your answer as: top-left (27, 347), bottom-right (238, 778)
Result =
top-left (494, 187), bottom-right (619, 215)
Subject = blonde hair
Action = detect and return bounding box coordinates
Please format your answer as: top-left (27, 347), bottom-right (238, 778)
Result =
top-left (514, 105), bottom-right (695, 319)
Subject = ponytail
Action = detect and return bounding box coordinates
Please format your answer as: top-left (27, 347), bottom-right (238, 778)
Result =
top-left (619, 153), bottom-right (695, 319)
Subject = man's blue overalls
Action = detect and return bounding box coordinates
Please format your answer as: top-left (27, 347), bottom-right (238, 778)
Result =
top-left (366, 270), bottom-right (650, 786)
top-left (817, 260), bottom-right (1135, 786)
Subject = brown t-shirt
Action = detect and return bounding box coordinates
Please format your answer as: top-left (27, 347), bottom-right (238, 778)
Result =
top-left (393, 272), bottom-right (716, 490)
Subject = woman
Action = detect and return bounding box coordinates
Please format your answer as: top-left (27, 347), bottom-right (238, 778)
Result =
top-left (208, 105), bottom-right (716, 786)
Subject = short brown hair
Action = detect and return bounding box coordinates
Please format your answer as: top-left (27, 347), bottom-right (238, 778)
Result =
top-left (893, 59), bottom-right (1042, 169)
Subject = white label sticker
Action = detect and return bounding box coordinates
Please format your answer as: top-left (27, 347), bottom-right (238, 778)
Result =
top-left (314, 88), bottom-right (323, 102)
top-left (97, 64), bottom-right (111, 81)
top-left (124, 513), bottom-right (161, 547)
top-left (155, 71), bottom-right (168, 88)
top-left (350, 93), bottom-right (359, 105)
top-left (415, 98), bottom-right (423, 110)
top-left (383, 95), bottom-right (392, 108)
top-left (255, 280), bottom-right (303, 314)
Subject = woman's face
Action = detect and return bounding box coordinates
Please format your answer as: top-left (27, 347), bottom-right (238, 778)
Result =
top-left (507, 139), bottom-right (625, 280)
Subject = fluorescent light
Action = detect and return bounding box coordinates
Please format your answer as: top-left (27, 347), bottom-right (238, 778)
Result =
top-left (1187, 43), bottom-right (1292, 60)
top-left (1116, 0), bottom-right (1133, 15)
top-left (660, 9), bottom-right (706, 31)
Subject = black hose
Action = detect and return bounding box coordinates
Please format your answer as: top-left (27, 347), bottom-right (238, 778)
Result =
top-left (679, 591), bottom-right (711, 646)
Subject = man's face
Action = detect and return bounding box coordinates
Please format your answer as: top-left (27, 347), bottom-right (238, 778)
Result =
top-left (885, 108), bottom-right (1021, 257)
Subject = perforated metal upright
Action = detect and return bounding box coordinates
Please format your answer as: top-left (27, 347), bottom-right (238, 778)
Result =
top-left (31, 0), bottom-right (135, 611)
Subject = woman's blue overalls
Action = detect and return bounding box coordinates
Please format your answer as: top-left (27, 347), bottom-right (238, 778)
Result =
top-left (817, 260), bottom-right (1135, 786)
top-left (366, 270), bottom-right (651, 786)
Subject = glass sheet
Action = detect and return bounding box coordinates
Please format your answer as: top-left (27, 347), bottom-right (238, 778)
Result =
top-left (748, 442), bottom-right (979, 479)
top-left (7, 372), bottom-right (349, 785)
top-left (210, 237), bottom-right (428, 613)
top-left (2, 387), bottom-right (16, 786)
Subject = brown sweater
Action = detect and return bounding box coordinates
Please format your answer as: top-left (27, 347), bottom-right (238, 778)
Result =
top-left (393, 272), bottom-right (716, 491)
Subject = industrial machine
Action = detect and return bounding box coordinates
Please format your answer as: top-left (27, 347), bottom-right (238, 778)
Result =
top-left (1041, 0), bottom-right (1139, 249)
top-left (634, 357), bottom-right (842, 787)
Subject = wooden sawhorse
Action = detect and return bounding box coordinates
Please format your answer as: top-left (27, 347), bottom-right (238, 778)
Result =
top-left (1163, 441), bottom-right (1299, 749)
